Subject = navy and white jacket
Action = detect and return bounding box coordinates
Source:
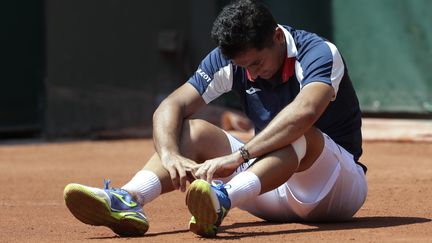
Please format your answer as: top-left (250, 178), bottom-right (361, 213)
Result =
top-left (188, 25), bottom-right (363, 162)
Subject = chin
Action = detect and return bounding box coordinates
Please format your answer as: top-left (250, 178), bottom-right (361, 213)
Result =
top-left (260, 72), bottom-right (272, 80)
top-left (264, 73), bottom-right (277, 80)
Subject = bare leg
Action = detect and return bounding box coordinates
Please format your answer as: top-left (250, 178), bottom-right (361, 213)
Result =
top-left (247, 127), bottom-right (324, 194)
top-left (142, 119), bottom-right (233, 194)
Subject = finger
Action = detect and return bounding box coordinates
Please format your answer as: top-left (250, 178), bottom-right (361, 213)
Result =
top-left (167, 167), bottom-right (179, 190)
top-left (195, 166), bottom-right (207, 181)
top-left (190, 164), bottom-right (201, 175)
top-left (192, 164), bottom-right (202, 177)
top-left (202, 164), bottom-right (213, 181)
top-left (176, 165), bottom-right (187, 192)
top-left (194, 167), bottom-right (202, 180)
top-left (184, 160), bottom-right (199, 170)
top-left (185, 163), bottom-right (198, 173)
top-left (206, 164), bottom-right (216, 182)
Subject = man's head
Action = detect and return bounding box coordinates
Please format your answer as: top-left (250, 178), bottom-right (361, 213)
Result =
top-left (211, 0), bottom-right (277, 60)
top-left (211, 0), bottom-right (286, 80)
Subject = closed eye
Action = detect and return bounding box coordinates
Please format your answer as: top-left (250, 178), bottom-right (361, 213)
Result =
top-left (248, 60), bottom-right (262, 68)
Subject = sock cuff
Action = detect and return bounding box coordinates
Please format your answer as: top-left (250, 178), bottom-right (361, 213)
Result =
top-left (122, 170), bottom-right (162, 205)
top-left (226, 171), bottom-right (261, 208)
top-left (236, 171), bottom-right (261, 194)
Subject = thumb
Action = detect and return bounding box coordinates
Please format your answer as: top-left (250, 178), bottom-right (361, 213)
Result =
top-left (191, 164), bottom-right (201, 171)
top-left (190, 164), bottom-right (202, 176)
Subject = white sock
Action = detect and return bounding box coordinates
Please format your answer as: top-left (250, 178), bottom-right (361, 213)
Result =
top-left (121, 170), bottom-right (162, 206)
top-left (226, 171), bottom-right (261, 208)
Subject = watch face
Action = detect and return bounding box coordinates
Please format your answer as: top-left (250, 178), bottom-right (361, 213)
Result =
top-left (240, 147), bottom-right (250, 161)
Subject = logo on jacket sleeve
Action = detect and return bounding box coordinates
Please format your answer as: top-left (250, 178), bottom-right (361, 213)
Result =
top-left (197, 68), bottom-right (212, 83)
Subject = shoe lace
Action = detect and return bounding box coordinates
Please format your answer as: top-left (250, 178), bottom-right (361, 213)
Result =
top-left (211, 179), bottom-right (231, 189)
top-left (103, 178), bottom-right (132, 196)
top-left (104, 179), bottom-right (111, 189)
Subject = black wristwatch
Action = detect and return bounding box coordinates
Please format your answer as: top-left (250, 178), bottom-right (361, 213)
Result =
top-left (239, 146), bottom-right (251, 162)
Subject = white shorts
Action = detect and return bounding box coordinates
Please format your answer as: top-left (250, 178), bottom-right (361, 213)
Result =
top-left (222, 131), bottom-right (368, 222)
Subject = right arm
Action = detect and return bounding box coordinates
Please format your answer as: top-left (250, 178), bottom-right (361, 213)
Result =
top-left (152, 83), bottom-right (205, 192)
top-left (155, 47), bottom-right (233, 190)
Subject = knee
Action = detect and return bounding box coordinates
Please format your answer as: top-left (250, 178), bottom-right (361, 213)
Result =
top-left (296, 127), bottom-right (325, 172)
top-left (179, 119), bottom-right (216, 161)
top-left (180, 119), bottom-right (232, 162)
top-left (290, 127), bottom-right (323, 164)
top-left (291, 135), bottom-right (307, 162)
top-left (181, 119), bottom-right (209, 145)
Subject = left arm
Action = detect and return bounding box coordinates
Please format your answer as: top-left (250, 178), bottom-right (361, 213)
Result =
top-left (194, 82), bottom-right (334, 181)
top-left (241, 82), bottom-right (334, 160)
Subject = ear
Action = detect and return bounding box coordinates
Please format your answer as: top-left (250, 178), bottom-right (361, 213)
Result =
top-left (274, 26), bottom-right (285, 45)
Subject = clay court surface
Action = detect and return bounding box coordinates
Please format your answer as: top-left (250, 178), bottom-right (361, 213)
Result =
top-left (0, 136), bottom-right (431, 242)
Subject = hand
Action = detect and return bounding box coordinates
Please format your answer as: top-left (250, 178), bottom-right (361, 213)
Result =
top-left (193, 152), bottom-right (242, 182)
top-left (160, 153), bottom-right (198, 192)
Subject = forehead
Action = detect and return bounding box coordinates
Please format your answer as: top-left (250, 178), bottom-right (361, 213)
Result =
top-left (232, 48), bottom-right (266, 67)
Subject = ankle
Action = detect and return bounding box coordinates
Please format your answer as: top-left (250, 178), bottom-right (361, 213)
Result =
top-left (121, 170), bottom-right (162, 205)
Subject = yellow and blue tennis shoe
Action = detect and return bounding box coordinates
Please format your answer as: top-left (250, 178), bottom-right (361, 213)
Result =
top-left (186, 179), bottom-right (231, 237)
top-left (64, 179), bottom-right (148, 237)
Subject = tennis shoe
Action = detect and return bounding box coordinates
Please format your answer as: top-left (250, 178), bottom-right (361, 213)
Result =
top-left (186, 179), bottom-right (231, 237)
top-left (64, 179), bottom-right (148, 237)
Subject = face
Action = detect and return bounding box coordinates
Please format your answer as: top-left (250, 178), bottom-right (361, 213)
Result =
top-left (232, 27), bottom-right (286, 80)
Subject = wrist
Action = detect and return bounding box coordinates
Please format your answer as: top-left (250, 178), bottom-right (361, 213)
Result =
top-left (233, 150), bottom-right (244, 164)
top-left (159, 149), bottom-right (179, 161)
top-left (238, 146), bottom-right (251, 162)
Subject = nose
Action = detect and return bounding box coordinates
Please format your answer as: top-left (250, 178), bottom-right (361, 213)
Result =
top-left (248, 66), bottom-right (261, 79)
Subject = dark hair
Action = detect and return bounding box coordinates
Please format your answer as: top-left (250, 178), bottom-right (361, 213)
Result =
top-left (211, 0), bottom-right (277, 59)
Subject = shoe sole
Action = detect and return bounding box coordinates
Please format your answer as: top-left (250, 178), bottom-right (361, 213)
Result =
top-left (64, 183), bottom-right (148, 237)
top-left (186, 179), bottom-right (218, 225)
top-left (189, 217), bottom-right (217, 237)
